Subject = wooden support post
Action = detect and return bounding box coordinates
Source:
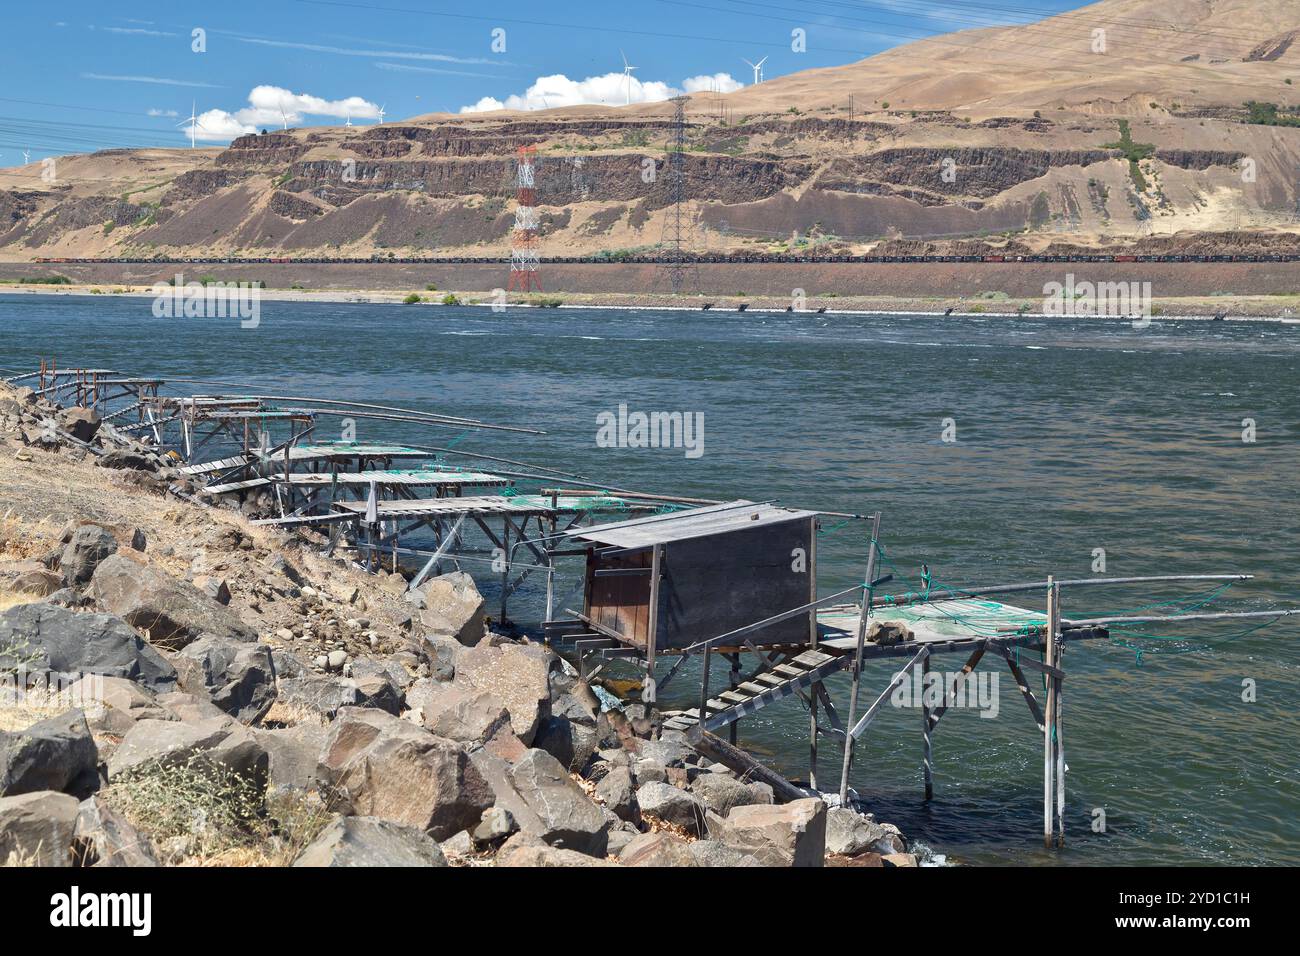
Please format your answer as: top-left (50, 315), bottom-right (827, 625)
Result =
top-left (643, 544), bottom-right (662, 704)
top-left (698, 644), bottom-right (712, 729)
top-left (839, 512), bottom-right (882, 806)
top-left (808, 520), bottom-right (820, 790)
top-left (1043, 577), bottom-right (1059, 849)
top-left (922, 653), bottom-right (933, 800)
top-left (1054, 597), bottom-right (1067, 848)
top-left (545, 514), bottom-right (558, 622)
top-left (727, 653), bottom-right (741, 745)
top-left (498, 519), bottom-right (511, 625)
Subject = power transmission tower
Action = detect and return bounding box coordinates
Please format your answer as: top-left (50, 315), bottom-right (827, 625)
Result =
top-left (508, 145), bottom-right (542, 292)
top-left (657, 96), bottom-right (698, 295)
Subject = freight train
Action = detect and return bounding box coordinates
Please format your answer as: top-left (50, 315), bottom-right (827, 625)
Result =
top-left (29, 253), bottom-right (1300, 265)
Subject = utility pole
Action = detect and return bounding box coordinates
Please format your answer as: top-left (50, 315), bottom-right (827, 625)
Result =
top-left (657, 96), bottom-right (698, 295)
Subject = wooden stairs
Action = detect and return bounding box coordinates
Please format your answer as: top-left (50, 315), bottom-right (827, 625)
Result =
top-left (660, 649), bottom-right (848, 733)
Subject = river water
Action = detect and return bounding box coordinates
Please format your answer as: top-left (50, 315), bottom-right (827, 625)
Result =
top-left (3, 293), bottom-right (1298, 866)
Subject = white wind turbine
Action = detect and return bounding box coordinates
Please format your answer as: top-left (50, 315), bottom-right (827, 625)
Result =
top-left (376, 104), bottom-right (386, 124)
top-left (742, 55), bottom-right (768, 85)
top-left (176, 102), bottom-right (205, 148)
top-left (620, 50), bottom-right (638, 106)
top-left (278, 101), bottom-right (290, 130)
top-left (23, 149), bottom-right (31, 165)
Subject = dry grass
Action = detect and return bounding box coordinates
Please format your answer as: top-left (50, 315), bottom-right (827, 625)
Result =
top-left (0, 689), bottom-right (62, 732)
top-left (0, 845), bottom-right (45, 867)
top-left (0, 589), bottom-right (33, 613)
top-left (101, 755), bottom-right (334, 867)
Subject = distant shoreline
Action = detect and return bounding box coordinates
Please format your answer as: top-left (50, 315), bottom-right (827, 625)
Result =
top-left (3, 283), bottom-right (1299, 323)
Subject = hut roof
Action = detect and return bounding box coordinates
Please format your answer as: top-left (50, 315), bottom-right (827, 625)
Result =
top-left (571, 500), bottom-right (818, 549)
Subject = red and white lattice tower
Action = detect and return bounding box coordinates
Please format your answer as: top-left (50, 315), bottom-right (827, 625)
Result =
top-left (507, 145), bottom-right (542, 292)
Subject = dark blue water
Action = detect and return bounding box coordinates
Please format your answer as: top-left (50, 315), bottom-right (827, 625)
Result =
top-left (4, 294), bottom-right (1298, 865)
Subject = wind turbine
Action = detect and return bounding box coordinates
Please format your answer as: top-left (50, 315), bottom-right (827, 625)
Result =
top-left (176, 102), bottom-right (205, 149)
top-left (22, 149), bottom-right (31, 165)
top-left (376, 104), bottom-right (386, 125)
top-left (620, 50), bottom-right (638, 106)
top-left (344, 108), bottom-right (352, 128)
top-left (742, 56), bottom-right (768, 85)
top-left (278, 101), bottom-right (290, 130)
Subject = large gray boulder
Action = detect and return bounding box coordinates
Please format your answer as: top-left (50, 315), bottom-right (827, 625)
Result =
top-left (89, 554), bottom-right (256, 649)
top-left (106, 717), bottom-right (267, 794)
top-left (276, 673), bottom-right (362, 719)
top-left (318, 708), bottom-right (494, 840)
top-left (467, 747), bottom-right (608, 857)
top-left (619, 831), bottom-right (697, 867)
top-left (59, 525), bottom-right (117, 587)
top-left (595, 766), bottom-right (638, 823)
top-left (507, 749), bottom-right (609, 856)
top-left (825, 807), bottom-right (906, 857)
top-left (72, 795), bottom-right (158, 867)
top-left (175, 635), bottom-right (276, 723)
top-left (11, 568), bottom-right (63, 597)
top-left (0, 709), bottom-right (99, 798)
top-left (691, 773), bottom-right (766, 816)
top-left (404, 679), bottom-right (514, 746)
top-left (412, 571), bottom-right (485, 647)
top-left (0, 791), bottom-right (79, 866)
top-left (63, 676), bottom-right (171, 736)
top-left (494, 841), bottom-right (616, 867)
top-left (106, 718), bottom-right (229, 778)
top-left (637, 782), bottom-right (708, 836)
top-left (454, 642), bottom-right (552, 745)
top-left (533, 713), bottom-right (598, 773)
top-left (0, 603), bottom-right (176, 691)
top-left (293, 816), bottom-right (447, 867)
top-left (252, 724), bottom-right (328, 795)
top-left (714, 798), bottom-right (827, 867)
top-left (59, 407), bottom-right (102, 443)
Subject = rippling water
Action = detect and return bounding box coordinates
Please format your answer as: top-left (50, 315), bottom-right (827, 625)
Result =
top-left (3, 294), bottom-right (1297, 865)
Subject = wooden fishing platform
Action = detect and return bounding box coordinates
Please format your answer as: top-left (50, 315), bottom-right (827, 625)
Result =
top-left (201, 468), bottom-right (510, 496)
top-left (545, 503), bottom-right (1293, 846)
top-left (17, 360), bottom-right (1295, 850)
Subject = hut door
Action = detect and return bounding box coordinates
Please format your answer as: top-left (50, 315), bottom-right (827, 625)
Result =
top-left (586, 548), bottom-right (653, 648)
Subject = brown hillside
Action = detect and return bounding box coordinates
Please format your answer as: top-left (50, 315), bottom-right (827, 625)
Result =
top-left (1, 0), bottom-right (1298, 260)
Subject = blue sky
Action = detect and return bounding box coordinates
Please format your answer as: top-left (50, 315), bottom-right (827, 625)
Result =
top-left (0, 0), bottom-right (1085, 161)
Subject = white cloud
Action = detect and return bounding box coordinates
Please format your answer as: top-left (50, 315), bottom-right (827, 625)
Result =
top-left (147, 108), bottom-right (180, 118)
top-left (460, 71), bottom-right (744, 113)
top-left (182, 85), bottom-right (382, 142)
top-left (682, 73), bottom-right (745, 94)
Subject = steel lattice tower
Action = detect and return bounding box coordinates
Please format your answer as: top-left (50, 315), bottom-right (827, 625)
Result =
top-left (657, 96), bottom-right (698, 294)
top-left (508, 145), bottom-right (542, 292)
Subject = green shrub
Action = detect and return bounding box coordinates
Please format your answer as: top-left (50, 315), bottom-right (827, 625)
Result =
top-left (403, 293), bottom-right (422, 304)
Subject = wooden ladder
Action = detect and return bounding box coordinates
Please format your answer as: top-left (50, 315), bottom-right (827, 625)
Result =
top-left (661, 649), bottom-right (848, 733)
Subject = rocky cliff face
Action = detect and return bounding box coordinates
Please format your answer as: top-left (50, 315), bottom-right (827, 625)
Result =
top-left (3, 0), bottom-right (1299, 259)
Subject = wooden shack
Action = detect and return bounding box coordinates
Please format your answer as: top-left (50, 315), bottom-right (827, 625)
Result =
top-left (571, 502), bottom-right (820, 662)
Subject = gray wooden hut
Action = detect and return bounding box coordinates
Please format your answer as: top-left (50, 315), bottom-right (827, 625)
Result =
top-left (570, 501), bottom-right (820, 666)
